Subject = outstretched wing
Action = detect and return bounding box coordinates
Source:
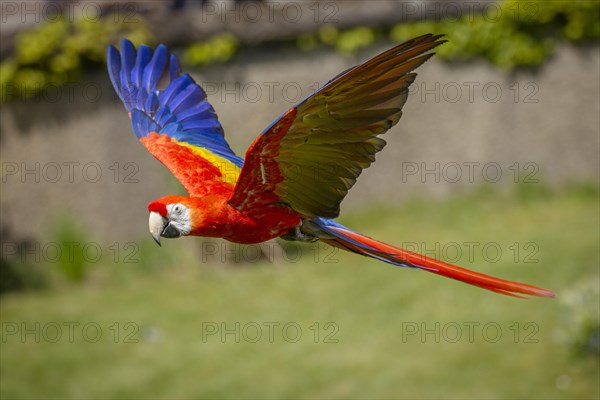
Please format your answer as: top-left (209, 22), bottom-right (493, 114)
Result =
top-left (107, 39), bottom-right (243, 196)
top-left (229, 34), bottom-right (445, 218)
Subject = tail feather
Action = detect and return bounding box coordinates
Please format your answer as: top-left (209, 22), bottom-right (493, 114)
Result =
top-left (314, 219), bottom-right (554, 298)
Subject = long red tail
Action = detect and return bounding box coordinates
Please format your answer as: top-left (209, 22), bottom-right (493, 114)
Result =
top-left (314, 219), bottom-right (554, 298)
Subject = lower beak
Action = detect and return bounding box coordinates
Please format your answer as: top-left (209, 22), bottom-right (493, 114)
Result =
top-left (149, 211), bottom-right (167, 246)
top-left (149, 211), bottom-right (183, 246)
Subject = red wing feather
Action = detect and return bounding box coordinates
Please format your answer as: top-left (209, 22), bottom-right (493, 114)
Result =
top-left (229, 34), bottom-right (446, 218)
top-left (141, 132), bottom-right (237, 197)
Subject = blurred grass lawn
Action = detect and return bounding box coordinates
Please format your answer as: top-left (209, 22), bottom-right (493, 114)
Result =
top-left (1, 185), bottom-right (598, 399)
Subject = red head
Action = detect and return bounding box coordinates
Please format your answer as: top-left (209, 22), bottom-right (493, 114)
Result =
top-left (147, 196), bottom-right (194, 245)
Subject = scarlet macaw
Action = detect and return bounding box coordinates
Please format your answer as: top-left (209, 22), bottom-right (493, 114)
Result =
top-left (107, 35), bottom-right (554, 298)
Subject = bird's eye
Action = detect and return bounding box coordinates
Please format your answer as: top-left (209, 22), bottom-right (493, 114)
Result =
top-left (174, 205), bottom-right (182, 214)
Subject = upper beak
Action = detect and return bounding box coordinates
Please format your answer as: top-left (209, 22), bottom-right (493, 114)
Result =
top-left (149, 211), bottom-right (167, 246)
top-left (149, 211), bottom-right (183, 246)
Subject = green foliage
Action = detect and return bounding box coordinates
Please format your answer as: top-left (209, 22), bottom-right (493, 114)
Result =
top-left (294, 0), bottom-right (598, 64)
top-left (557, 277), bottom-right (600, 356)
top-left (1, 15), bottom-right (151, 102)
top-left (390, 0), bottom-right (600, 70)
top-left (51, 217), bottom-right (89, 282)
top-left (335, 26), bottom-right (376, 55)
top-left (4, 0), bottom-right (596, 103)
top-left (296, 33), bottom-right (318, 52)
top-left (296, 24), bottom-right (378, 56)
top-left (182, 33), bottom-right (238, 67)
top-left (0, 254), bottom-right (48, 295)
top-left (319, 24), bottom-right (339, 46)
top-left (0, 225), bottom-right (49, 295)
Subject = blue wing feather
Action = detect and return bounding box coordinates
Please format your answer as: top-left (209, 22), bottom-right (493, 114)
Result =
top-left (153, 104), bottom-right (172, 126)
top-left (119, 40), bottom-right (136, 98)
top-left (178, 102), bottom-right (212, 121)
top-left (160, 75), bottom-right (190, 106)
top-left (142, 44), bottom-right (167, 93)
top-left (107, 46), bottom-right (122, 100)
top-left (131, 45), bottom-right (151, 88)
top-left (145, 92), bottom-right (159, 115)
top-left (169, 54), bottom-right (181, 80)
top-left (107, 39), bottom-right (243, 167)
top-left (170, 85), bottom-right (204, 115)
top-left (161, 122), bottom-right (181, 136)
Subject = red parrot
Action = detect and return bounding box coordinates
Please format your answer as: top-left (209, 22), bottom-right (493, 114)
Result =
top-left (107, 34), bottom-right (554, 298)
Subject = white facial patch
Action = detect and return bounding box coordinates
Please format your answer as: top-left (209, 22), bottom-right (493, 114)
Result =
top-left (166, 203), bottom-right (192, 235)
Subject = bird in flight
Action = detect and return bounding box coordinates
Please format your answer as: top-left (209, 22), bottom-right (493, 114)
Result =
top-left (107, 34), bottom-right (554, 298)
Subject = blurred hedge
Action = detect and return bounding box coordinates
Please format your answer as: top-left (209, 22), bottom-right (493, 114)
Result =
top-left (0, 15), bottom-right (151, 102)
top-left (389, 0), bottom-right (600, 70)
top-left (1, 0), bottom-right (598, 102)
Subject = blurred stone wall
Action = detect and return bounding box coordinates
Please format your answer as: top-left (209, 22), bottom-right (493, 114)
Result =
top-left (1, 43), bottom-right (598, 243)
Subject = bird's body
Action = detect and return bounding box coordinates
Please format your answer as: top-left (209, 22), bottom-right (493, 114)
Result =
top-left (150, 194), bottom-right (301, 244)
top-left (108, 35), bottom-right (554, 298)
